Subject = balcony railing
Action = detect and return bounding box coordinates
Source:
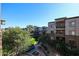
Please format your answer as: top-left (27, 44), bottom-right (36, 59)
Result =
top-left (56, 26), bottom-right (65, 28)
top-left (56, 33), bottom-right (65, 37)
top-left (56, 24), bottom-right (65, 28)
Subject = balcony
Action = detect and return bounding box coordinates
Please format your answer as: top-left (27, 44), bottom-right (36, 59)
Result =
top-left (56, 26), bottom-right (65, 28)
top-left (56, 33), bottom-right (65, 37)
top-left (56, 32), bottom-right (65, 37)
top-left (56, 23), bottom-right (65, 28)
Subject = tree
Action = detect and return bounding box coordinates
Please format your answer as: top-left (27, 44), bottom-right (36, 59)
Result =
top-left (30, 38), bottom-right (37, 45)
top-left (2, 27), bottom-right (33, 56)
top-left (26, 25), bottom-right (34, 34)
top-left (25, 25), bottom-right (40, 41)
top-left (38, 31), bottom-right (50, 44)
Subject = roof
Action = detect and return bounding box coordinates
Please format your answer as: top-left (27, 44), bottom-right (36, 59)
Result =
top-left (67, 16), bottom-right (79, 19)
top-left (48, 21), bottom-right (55, 24)
top-left (55, 17), bottom-right (67, 20)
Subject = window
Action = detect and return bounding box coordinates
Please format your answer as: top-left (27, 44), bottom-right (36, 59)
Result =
top-left (70, 21), bottom-right (75, 27)
top-left (51, 37), bottom-right (54, 40)
top-left (49, 25), bottom-right (52, 28)
top-left (71, 31), bottom-right (75, 35)
top-left (71, 22), bottom-right (75, 25)
top-left (51, 31), bottom-right (53, 34)
top-left (51, 25), bottom-right (52, 28)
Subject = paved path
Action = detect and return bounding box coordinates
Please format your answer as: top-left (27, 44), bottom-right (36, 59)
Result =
top-left (26, 44), bottom-right (46, 56)
top-left (18, 42), bottom-right (61, 56)
top-left (25, 42), bottom-right (60, 56)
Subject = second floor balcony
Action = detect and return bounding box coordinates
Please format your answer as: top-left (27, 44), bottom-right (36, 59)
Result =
top-left (56, 24), bottom-right (65, 28)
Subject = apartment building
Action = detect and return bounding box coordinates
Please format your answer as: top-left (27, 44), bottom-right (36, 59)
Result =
top-left (65, 16), bottom-right (79, 48)
top-left (48, 22), bottom-right (56, 34)
top-left (48, 22), bottom-right (56, 40)
top-left (48, 16), bottom-right (79, 48)
top-left (55, 17), bottom-right (66, 42)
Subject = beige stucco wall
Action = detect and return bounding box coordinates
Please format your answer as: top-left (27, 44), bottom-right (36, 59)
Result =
top-left (65, 17), bottom-right (79, 48)
top-left (48, 22), bottom-right (56, 34)
top-left (65, 18), bottom-right (79, 36)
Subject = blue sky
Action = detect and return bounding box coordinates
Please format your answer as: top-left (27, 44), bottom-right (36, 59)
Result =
top-left (2, 3), bottom-right (79, 28)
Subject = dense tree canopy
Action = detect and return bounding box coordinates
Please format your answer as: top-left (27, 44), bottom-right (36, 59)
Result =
top-left (2, 27), bottom-right (35, 56)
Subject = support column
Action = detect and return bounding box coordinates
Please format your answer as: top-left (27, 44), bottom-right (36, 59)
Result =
top-left (0, 21), bottom-right (2, 56)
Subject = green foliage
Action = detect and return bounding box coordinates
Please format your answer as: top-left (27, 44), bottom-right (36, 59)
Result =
top-left (55, 40), bottom-right (79, 56)
top-left (30, 38), bottom-right (37, 45)
top-left (2, 27), bottom-right (33, 56)
top-left (38, 32), bottom-right (50, 44)
top-left (26, 25), bottom-right (34, 34)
